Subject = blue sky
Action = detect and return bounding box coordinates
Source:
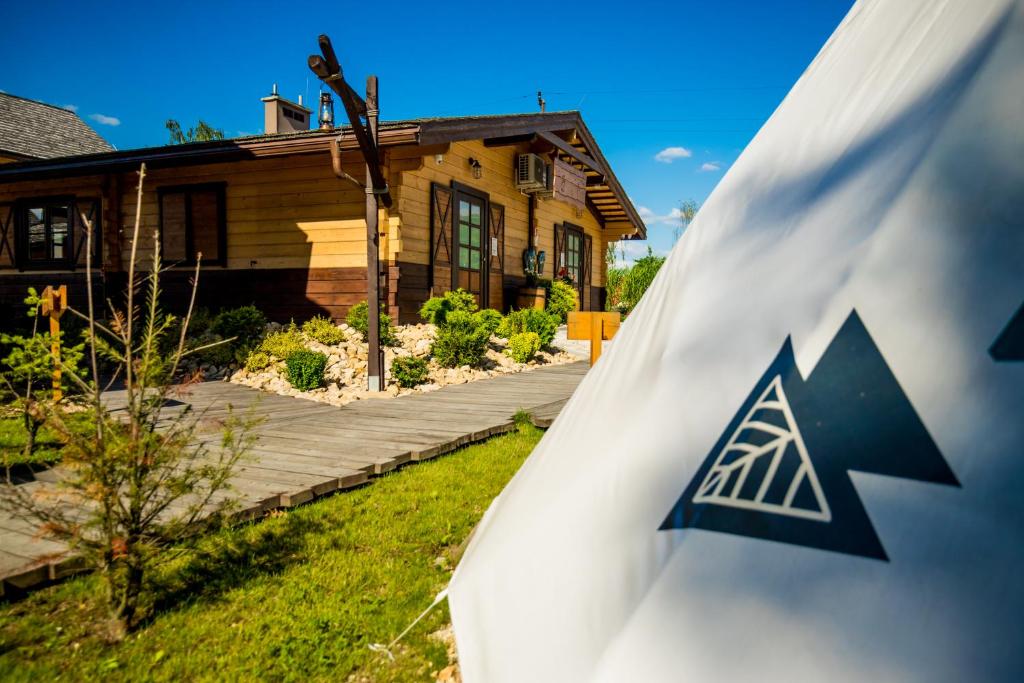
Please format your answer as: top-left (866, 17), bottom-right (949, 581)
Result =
top-left (1, 0), bottom-right (853, 261)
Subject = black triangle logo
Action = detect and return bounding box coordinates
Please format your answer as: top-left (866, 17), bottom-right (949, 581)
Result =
top-left (660, 310), bottom-right (959, 561)
top-left (990, 301), bottom-right (1024, 362)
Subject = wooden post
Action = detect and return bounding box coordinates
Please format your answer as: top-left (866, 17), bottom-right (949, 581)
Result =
top-left (40, 285), bottom-right (68, 401)
top-left (365, 75), bottom-right (384, 392)
top-left (567, 311), bottom-right (621, 367)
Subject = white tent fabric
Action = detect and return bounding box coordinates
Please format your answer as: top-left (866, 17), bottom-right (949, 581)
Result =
top-left (448, 0), bottom-right (1024, 681)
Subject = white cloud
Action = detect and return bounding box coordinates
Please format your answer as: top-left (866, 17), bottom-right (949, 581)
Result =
top-left (638, 205), bottom-right (683, 227)
top-left (610, 240), bottom-right (669, 267)
top-left (700, 161), bottom-right (722, 172)
top-left (654, 146), bottom-right (692, 163)
top-left (89, 113), bottom-right (120, 126)
top-left (62, 104), bottom-right (79, 113)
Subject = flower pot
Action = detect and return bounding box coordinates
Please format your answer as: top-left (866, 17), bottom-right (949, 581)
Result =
top-left (516, 286), bottom-right (547, 310)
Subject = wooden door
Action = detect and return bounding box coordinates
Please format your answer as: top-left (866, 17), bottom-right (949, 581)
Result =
top-left (455, 193), bottom-right (486, 306)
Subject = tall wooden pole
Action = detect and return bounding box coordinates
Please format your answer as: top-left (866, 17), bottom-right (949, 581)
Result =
top-left (365, 75), bottom-right (384, 392)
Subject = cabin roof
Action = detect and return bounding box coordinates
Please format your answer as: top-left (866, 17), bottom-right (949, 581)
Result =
top-left (0, 111), bottom-right (644, 238)
top-left (0, 93), bottom-right (114, 160)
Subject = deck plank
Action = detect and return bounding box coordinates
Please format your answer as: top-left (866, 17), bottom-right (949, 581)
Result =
top-left (1, 362), bottom-right (587, 593)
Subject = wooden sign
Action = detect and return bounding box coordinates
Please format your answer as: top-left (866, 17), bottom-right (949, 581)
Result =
top-left (40, 285), bottom-right (68, 402)
top-left (552, 158), bottom-right (586, 210)
top-left (567, 311), bottom-right (621, 366)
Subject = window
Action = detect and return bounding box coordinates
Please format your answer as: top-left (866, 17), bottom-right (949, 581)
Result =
top-left (16, 197), bottom-right (74, 268)
top-left (158, 183), bottom-right (226, 265)
top-left (456, 194), bottom-right (485, 300)
top-left (564, 226), bottom-right (582, 284)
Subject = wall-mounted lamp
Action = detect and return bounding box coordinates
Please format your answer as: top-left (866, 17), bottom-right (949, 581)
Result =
top-left (435, 153), bottom-right (445, 165)
top-left (468, 157), bottom-right (483, 179)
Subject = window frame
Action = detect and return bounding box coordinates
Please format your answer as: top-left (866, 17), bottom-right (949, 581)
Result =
top-left (14, 195), bottom-right (76, 270)
top-left (157, 182), bottom-right (227, 267)
top-left (563, 223), bottom-right (584, 285)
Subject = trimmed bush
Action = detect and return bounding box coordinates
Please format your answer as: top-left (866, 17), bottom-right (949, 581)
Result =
top-left (302, 315), bottom-right (346, 345)
top-left (473, 309), bottom-right (503, 336)
top-left (431, 310), bottom-right (489, 368)
top-left (285, 350), bottom-right (328, 391)
top-left (546, 280), bottom-right (578, 322)
top-left (195, 335), bottom-right (234, 366)
top-left (418, 288), bottom-right (478, 326)
top-left (259, 324), bottom-right (306, 360)
top-left (346, 301), bottom-right (398, 347)
top-left (210, 305), bottom-right (266, 347)
top-left (506, 332), bottom-right (541, 363)
top-left (244, 350), bottom-right (273, 372)
top-left (497, 308), bottom-right (559, 347)
top-left (391, 356), bottom-right (430, 388)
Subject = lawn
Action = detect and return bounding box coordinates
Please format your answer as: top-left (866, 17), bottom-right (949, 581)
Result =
top-left (0, 420), bottom-right (543, 681)
top-left (0, 408), bottom-right (95, 468)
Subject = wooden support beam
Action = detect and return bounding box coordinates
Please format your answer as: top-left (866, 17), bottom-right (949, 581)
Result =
top-left (537, 131), bottom-right (606, 177)
top-left (483, 133), bottom-right (536, 147)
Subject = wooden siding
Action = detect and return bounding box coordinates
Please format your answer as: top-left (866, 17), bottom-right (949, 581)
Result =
top-left (391, 139), bottom-right (607, 316)
top-left (119, 154), bottom-right (368, 271)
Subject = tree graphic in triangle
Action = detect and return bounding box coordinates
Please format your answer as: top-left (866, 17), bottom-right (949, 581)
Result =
top-left (660, 310), bottom-right (959, 561)
top-left (693, 376), bottom-right (831, 523)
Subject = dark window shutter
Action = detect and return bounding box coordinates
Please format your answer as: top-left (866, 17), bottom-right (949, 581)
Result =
top-left (554, 223), bottom-right (565, 277)
top-left (430, 183), bottom-right (454, 295)
top-left (0, 203), bottom-right (14, 268)
top-left (72, 197), bottom-right (102, 268)
top-left (582, 233), bottom-right (593, 310)
top-left (489, 203), bottom-right (505, 274)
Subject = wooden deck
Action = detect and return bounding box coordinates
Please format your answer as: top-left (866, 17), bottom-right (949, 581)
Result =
top-left (0, 362), bottom-right (587, 596)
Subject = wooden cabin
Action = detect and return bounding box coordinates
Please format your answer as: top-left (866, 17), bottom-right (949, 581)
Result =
top-left (0, 106), bottom-right (645, 326)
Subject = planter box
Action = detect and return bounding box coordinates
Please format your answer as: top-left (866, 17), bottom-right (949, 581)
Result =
top-left (516, 287), bottom-right (547, 310)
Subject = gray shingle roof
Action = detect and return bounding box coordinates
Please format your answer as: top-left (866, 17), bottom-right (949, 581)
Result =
top-left (0, 93), bottom-right (114, 159)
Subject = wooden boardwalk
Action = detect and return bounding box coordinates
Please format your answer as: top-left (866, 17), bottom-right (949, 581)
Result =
top-left (0, 362), bottom-right (587, 595)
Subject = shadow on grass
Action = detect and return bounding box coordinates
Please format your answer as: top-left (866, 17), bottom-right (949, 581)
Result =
top-left (140, 506), bottom-right (337, 626)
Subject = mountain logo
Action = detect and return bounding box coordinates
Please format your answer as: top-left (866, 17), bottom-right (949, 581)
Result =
top-left (990, 301), bottom-right (1023, 362)
top-left (660, 310), bottom-right (959, 560)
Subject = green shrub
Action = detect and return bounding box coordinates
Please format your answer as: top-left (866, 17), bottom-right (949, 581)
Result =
top-left (473, 309), bottom-right (503, 336)
top-left (418, 288), bottom-right (478, 326)
top-left (259, 324), bottom-right (306, 360)
top-left (431, 310), bottom-right (489, 368)
top-left (346, 301), bottom-right (398, 347)
top-left (619, 249), bottom-right (666, 312)
top-left (188, 307), bottom-right (215, 338)
top-left (195, 336), bottom-right (234, 366)
top-left (244, 350), bottom-right (273, 372)
top-left (285, 350), bottom-right (327, 391)
top-left (210, 305), bottom-right (266, 347)
top-left (497, 308), bottom-right (559, 347)
top-left (391, 356), bottom-right (430, 388)
top-left (302, 315), bottom-right (346, 345)
top-left (506, 332), bottom-right (541, 363)
top-left (546, 280), bottom-right (578, 322)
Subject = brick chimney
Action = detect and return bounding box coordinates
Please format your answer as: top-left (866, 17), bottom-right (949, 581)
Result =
top-left (261, 84), bottom-right (312, 134)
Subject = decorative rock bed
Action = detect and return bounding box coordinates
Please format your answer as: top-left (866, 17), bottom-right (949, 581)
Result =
top-left (227, 321), bottom-right (577, 407)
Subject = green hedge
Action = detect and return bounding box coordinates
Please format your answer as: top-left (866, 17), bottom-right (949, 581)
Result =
top-left (506, 332), bottom-right (541, 363)
top-left (496, 308), bottom-right (559, 347)
top-left (285, 350), bottom-right (328, 391)
top-left (391, 356), bottom-right (430, 387)
top-left (431, 310), bottom-right (490, 368)
top-left (346, 301), bottom-right (398, 347)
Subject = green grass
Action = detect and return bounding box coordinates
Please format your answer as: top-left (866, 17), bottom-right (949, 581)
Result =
top-left (0, 409), bottom-right (95, 467)
top-left (0, 422), bottom-right (544, 682)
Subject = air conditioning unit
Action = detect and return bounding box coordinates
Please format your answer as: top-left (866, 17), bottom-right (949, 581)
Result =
top-left (516, 153), bottom-right (550, 192)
